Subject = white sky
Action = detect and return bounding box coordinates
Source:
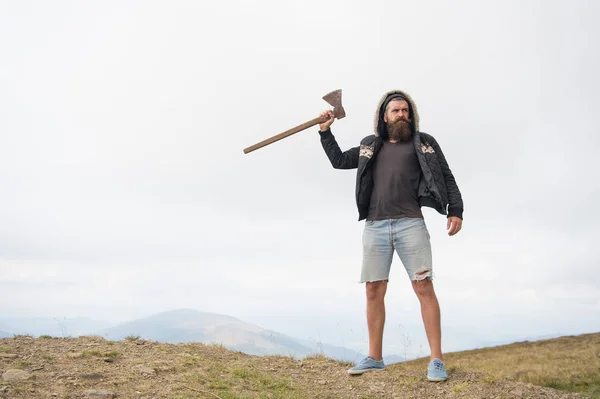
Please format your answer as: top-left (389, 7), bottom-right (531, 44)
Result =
top-left (1, 0), bottom-right (599, 358)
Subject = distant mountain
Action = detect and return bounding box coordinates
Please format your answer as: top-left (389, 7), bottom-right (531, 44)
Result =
top-left (0, 322), bottom-right (15, 337)
top-left (0, 317), bottom-right (113, 337)
top-left (94, 309), bottom-right (366, 362)
top-left (1, 309), bottom-right (403, 363)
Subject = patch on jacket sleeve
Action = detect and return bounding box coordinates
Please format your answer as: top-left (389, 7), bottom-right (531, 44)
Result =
top-left (421, 143), bottom-right (435, 154)
top-left (360, 145), bottom-right (374, 159)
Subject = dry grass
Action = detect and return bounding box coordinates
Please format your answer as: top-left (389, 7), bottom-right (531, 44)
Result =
top-left (0, 333), bottom-right (596, 399)
top-left (404, 332), bottom-right (600, 398)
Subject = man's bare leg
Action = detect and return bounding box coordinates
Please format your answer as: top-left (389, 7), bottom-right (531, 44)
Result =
top-left (412, 278), bottom-right (442, 360)
top-left (366, 280), bottom-right (388, 361)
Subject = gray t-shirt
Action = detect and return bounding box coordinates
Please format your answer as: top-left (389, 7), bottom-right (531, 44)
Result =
top-left (367, 139), bottom-right (423, 220)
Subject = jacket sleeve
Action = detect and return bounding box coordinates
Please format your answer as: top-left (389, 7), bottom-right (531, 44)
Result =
top-left (432, 138), bottom-right (464, 219)
top-left (319, 128), bottom-right (360, 170)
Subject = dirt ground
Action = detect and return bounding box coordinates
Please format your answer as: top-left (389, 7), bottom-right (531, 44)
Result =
top-left (0, 335), bottom-right (588, 399)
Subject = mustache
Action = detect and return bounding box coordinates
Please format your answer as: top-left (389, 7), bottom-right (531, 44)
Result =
top-left (391, 117), bottom-right (411, 125)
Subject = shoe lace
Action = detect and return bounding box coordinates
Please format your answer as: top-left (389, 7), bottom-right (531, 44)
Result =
top-left (432, 361), bottom-right (444, 371)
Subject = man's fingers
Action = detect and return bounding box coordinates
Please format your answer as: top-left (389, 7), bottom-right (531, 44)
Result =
top-left (449, 227), bottom-right (457, 236)
top-left (447, 218), bottom-right (462, 236)
top-left (447, 218), bottom-right (451, 230)
top-left (320, 110), bottom-right (334, 122)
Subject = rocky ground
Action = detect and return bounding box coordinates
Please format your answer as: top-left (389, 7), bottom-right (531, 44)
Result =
top-left (0, 335), bottom-right (588, 399)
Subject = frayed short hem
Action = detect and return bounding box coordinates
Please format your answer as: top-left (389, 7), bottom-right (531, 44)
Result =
top-left (358, 278), bottom-right (389, 284)
top-left (411, 276), bottom-right (433, 282)
top-left (411, 270), bottom-right (434, 281)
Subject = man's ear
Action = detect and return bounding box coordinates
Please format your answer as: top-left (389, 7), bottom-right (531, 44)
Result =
top-left (383, 114), bottom-right (388, 123)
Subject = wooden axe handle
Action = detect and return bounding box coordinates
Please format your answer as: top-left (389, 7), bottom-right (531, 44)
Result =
top-left (243, 116), bottom-right (326, 154)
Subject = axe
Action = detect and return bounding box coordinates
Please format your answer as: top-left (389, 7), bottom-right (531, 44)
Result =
top-left (243, 89), bottom-right (346, 154)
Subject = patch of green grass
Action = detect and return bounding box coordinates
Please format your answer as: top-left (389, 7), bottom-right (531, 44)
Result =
top-left (452, 382), bottom-right (469, 393)
top-left (125, 334), bottom-right (141, 341)
top-left (42, 354), bottom-right (56, 361)
top-left (184, 363), bottom-right (298, 399)
top-left (231, 367), bottom-right (293, 391)
top-left (232, 368), bottom-right (252, 379)
top-left (544, 380), bottom-right (567, 390)
top-left (482, 374), bottom-right (499, 384)
top-left (207, 380), bottom-right (231, 390)
top-left (0, 347), bottom-right (8, 353)
top-left (16, 360), bottom-right (32, 369)
top-left (542, 379), bottom-right (600, 399)
top-left (39, 335), bottom-right (53, 339)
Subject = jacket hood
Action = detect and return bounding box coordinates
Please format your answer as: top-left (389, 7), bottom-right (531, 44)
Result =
top-left (373, 89), bottom-right (420, 137)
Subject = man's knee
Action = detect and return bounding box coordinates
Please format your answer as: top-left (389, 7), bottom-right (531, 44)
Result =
top-left (366, 280), bottom-right (387, 301)
top-left (412, 278), bottom-right (435, 298)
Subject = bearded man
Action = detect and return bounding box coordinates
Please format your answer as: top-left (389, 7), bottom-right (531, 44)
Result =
top-left (317, 90), bottom-right (464, 381)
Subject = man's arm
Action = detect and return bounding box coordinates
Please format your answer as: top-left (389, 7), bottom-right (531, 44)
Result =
top-left (317, 110), bottom-right (359, 170)
top-left (431, 138), bottom-right (464, 220)
top-left (319, 128), bottom-right (360, 170)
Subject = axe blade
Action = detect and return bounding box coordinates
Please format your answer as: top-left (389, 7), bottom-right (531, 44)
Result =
top-left (322, 89), bottom-right (346, 119)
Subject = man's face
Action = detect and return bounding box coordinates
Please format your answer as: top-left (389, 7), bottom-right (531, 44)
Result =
top-left (384, 99), bottom-right (413, 142)
top-left (384, 99), bottom-right (411, 123)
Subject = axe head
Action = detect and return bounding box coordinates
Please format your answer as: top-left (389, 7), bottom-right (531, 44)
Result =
top-left (322, 89), bottom-right (346, 119)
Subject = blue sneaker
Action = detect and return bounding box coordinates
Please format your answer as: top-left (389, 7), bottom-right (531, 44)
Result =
top-left (347, 356), bottom-right (385, 375)
top-left (427, 358), bottom-right (448, 381)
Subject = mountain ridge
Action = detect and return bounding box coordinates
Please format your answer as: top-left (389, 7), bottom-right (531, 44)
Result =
top-left (93, 308), bottom-right (367, 362)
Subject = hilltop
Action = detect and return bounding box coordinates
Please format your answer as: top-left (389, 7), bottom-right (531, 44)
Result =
top-left (0, 310), bottom-right (368, 363)
top-left (1, 333), bottom-right (597, 399)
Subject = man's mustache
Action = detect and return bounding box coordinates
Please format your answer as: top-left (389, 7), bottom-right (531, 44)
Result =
top-left (391, 117), bottom-right (411, 124)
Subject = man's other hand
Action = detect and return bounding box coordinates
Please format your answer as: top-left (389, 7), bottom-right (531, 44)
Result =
top-left (447, 216), bottom-right (462, 236)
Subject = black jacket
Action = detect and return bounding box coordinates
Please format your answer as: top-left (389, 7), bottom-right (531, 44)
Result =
top-left (319, 89), bottom-right (464, 222)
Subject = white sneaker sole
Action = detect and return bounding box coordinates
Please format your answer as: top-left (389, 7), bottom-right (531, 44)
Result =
top-left (427, 376), bottom-right (448, 382)
top-left (347, 367), bottom-right (385, 375)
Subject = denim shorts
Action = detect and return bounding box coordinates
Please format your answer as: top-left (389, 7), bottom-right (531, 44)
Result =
top-left (361, 218), bottom-right (433, 282)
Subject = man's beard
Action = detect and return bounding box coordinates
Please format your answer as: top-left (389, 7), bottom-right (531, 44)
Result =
top-left (386, 118), bottom-right (413, 142)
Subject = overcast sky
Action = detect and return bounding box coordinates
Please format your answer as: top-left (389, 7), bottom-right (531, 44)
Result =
top-left (1, 0), bottom-right (599, 358)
